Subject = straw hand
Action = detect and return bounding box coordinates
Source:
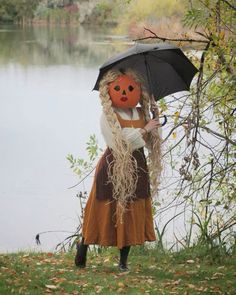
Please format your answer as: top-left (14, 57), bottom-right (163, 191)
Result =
top-left (144, 119), bottom-right (161, 133)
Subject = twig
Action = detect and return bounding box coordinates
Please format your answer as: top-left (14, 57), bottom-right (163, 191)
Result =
top-left (67, 167), bottom-right (96, 189)
top-left (205, 159), bottom-right (214, 221)
top-left (220, 0), bottom-right (236, 11)
top-left (133, 27), bottom-right (208, 43)
top-left (200, 126), bottom-right (236, 145)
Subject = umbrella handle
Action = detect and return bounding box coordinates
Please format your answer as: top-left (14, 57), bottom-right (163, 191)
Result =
top-left (161, 115), bottom-right (167, 126)
top-left (152, 112), bottom-right (167, 127)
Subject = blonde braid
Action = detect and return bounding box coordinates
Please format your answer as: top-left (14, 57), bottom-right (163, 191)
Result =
top-left (140, 85), bottom-right (162, 198)
top-left (99, 70), bottom-right (138, 224)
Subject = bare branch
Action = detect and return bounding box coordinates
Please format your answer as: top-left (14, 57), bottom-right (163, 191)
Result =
top-left (200, 126), bottom-right (236, 145)
top-left (220, 0), bottom-right (236, 11)
top-left (133, 27), bottom-right (209, 43)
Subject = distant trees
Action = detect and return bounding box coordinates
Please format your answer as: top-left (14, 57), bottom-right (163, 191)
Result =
top-left (0, 0), bottom-right (17, 22)
top-left (45, 0), bottom-right (76, 9)
top-left (0, 0), bottom-right (40, 24)
top-left (0, 0), bottom-right (79, 24)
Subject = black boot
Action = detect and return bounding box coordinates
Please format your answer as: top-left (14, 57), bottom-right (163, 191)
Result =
top-left (119, 246), bottom-right (130, 271)
top-left (74, 237), bottom-right (88, 268)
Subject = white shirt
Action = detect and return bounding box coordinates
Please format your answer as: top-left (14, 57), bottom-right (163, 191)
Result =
top-left (100, 108), bottom-right (146, 151)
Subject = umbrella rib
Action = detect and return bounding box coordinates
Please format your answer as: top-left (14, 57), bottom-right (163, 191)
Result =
top-left (143, 54), bottom-right (154, 96)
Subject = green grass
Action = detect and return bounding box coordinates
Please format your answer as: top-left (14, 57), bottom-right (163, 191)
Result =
top-left (0, 246), bottom-right (235, 294)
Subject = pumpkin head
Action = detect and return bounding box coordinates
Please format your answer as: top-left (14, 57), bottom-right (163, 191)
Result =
top-left (108, 74), bottom-right (141, 108)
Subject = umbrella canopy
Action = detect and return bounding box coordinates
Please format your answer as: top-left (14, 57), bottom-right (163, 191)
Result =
top-left (93, 42), bottom-right (198, 101)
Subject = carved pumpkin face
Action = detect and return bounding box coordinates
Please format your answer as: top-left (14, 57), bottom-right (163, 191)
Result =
top-left (108, 75), bottom-right (141, 109)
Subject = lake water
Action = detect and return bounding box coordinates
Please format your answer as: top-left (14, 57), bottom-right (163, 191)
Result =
top-left (0, 24), bottom-right (134, 252)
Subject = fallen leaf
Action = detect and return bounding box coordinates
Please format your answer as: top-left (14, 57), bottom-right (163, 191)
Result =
top-left (117, 271), bottom-right (129, 276)
top-left (174, 271), bottom-right (187, 276)
top-left (45, 285), bottom-right (58, 290)
top-left (217, 266), bottom-right (225, 270)
top-left (47, 253), bottom-right (54, 257)
top-left (186, 284), bottom-right (196, 289)
top-left (49, 277), bottom-right (67, 284)
top-left (186, 270), bottom-right (198, 275)
top-left (18, 286), bottom-right (26, 294)
top-left (83, 283), bottom-right (89, 287)
top-left (22, 254), bottom-right (29, 258)
top-left (148, 265), bottom-right (157, 269)
top-left (163, 279), bottom-right (181, 287)
top-left (211, 272), bottom-right (225, 279)
top-left (173, 279), bottom-right (181, 285)
top-left (57, 269), bottom-right (65, 274)
top-left (117, 282), bottom-right (125, 288)
top-left (186, 260), bottom-right (195, 264)
top-left (95, 285), bottom-right (103, 293)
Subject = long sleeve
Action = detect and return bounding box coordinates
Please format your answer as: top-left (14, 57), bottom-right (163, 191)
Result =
top-left (100, 112), bottom-right (146, 151)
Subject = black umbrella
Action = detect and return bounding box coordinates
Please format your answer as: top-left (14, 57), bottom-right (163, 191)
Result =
top-left (93, 42), bottom-right (198, 101)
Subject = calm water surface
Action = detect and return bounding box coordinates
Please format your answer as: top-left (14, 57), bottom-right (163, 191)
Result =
top-left (0, 24), bottom-right (132, 252)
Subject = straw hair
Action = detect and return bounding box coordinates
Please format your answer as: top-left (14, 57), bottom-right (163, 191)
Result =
top-left (99, 69), bottom-right (162, 223)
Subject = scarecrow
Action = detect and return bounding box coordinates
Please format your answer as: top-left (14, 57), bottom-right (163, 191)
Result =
top-left (75, 69), bottom-right (162, 271)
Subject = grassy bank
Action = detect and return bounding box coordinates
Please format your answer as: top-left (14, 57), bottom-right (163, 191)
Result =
top-left (0, 246), bottom-right (235, 294)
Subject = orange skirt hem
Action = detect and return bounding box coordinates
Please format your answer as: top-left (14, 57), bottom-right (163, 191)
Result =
top-left (82, 180), bottom-right (156, 249)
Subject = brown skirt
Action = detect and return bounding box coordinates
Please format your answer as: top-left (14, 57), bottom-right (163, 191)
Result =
top-left (82, 149), bottom-right (156, 249)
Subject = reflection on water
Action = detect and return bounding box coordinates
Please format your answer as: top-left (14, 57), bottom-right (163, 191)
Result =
top-left (0, 24), bottom-right (132, 66)
top-left (0, 24), bottom-right (132, 253)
